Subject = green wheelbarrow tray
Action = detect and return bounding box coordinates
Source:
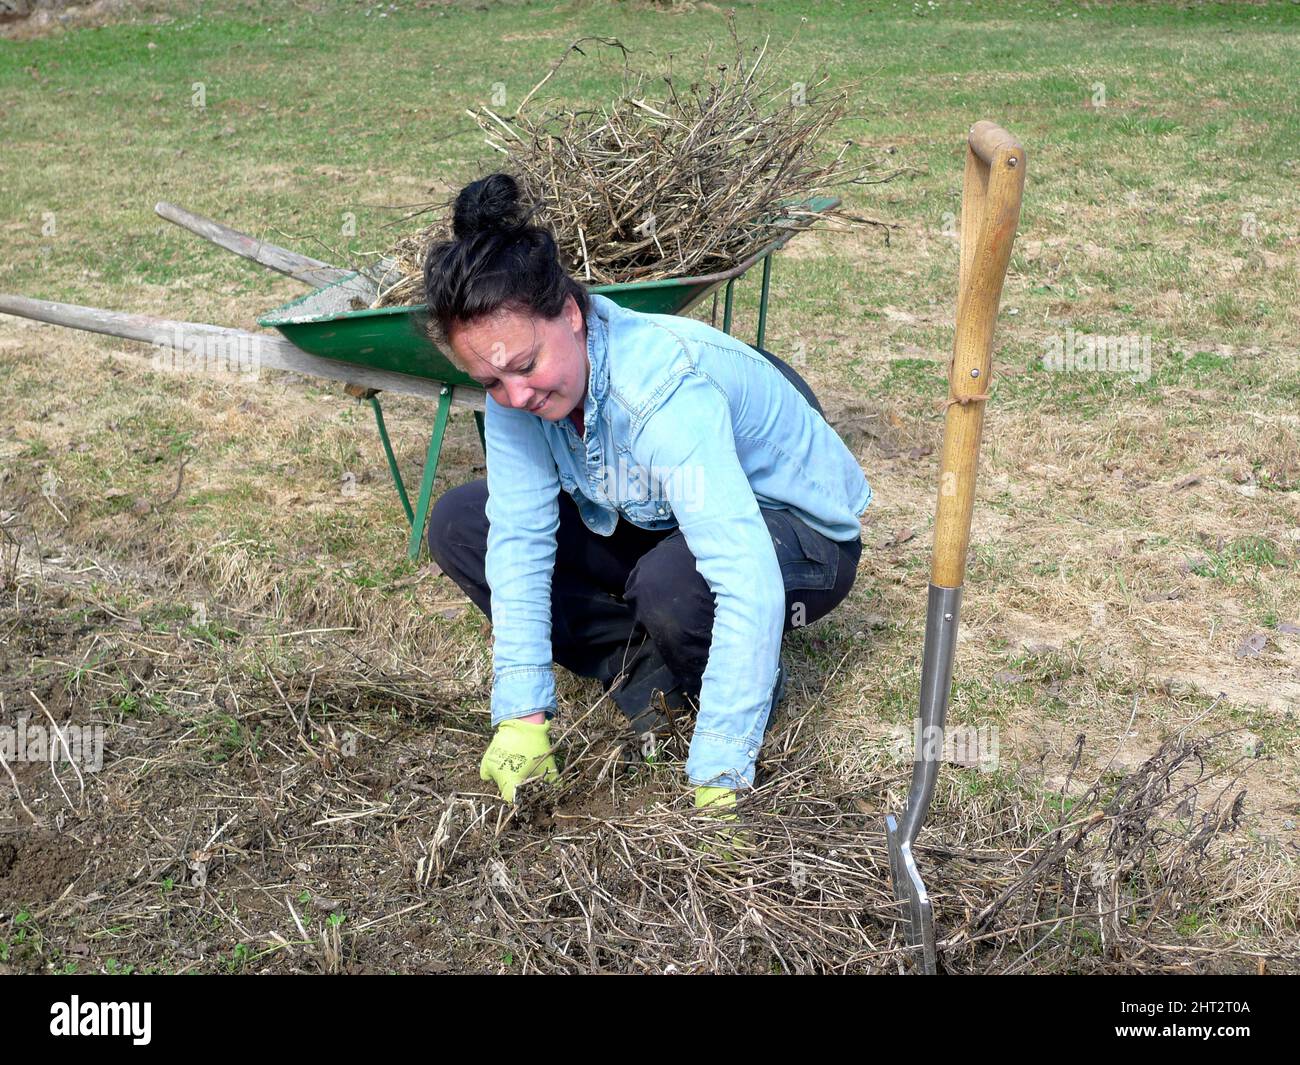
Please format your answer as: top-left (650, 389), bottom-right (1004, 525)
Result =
top-left (255, 194), bottom-right (841, 388)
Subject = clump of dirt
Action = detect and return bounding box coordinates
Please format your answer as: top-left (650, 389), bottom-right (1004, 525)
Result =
top-left (0, 832), bottom-right (86, 907)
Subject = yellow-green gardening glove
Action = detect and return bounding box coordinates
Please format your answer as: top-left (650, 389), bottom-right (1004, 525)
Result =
top-left (694, 786), bottom-right (738, 818)
top-left (480, 719), bottom-right (559, 802)
top-left (694, 786), bottom-right (748, 860)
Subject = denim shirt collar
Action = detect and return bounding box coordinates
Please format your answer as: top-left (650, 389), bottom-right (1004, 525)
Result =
top-left (580, 293), bottom-right (614, 430)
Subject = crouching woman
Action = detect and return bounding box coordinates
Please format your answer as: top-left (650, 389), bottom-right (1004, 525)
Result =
top-left (423, 174), bottom-right (872, 811)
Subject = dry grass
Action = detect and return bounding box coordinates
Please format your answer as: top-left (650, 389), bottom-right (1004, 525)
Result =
top-left (3, 192), bottom-right (1298, 972)
top-left (1, 549), bottom-right (1293, 974)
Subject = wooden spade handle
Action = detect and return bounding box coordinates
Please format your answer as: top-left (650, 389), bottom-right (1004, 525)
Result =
top-left (967, 119), bottom-right (1023, 168)
top-left (931, 122), bottom-right (1026, 589)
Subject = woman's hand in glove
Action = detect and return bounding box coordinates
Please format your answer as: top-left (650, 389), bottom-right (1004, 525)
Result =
top-left (479, 718), bottom-right (559, 801)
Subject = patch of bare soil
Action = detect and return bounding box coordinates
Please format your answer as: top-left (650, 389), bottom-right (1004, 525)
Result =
top-left (0, 0), bottom-right (162, 40)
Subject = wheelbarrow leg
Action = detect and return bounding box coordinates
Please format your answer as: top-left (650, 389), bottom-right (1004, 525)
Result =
top-left (886, 121), bottom-right (1026, 974)
top-left (721, 278), bottom-right (737, 335)
top-left (473, 410), bottom-right (486, 456)
top-left (407, 385), bottom-right (454, 561)
top-left (366, 394), bottom-right (415, 527)
top-left (756, 252), bottom-right (773, 350)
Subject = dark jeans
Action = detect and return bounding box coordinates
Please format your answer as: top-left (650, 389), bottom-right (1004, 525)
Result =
top-left (428, 350), bottom-right (861, 733)
top-left (428, 483), bottom-right (861, 733)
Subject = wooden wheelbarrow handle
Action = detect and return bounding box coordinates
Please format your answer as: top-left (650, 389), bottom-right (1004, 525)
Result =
top-left (0, 293), bottom-right (483, 411)
top-left (154, 201), bottom-right (354, 289)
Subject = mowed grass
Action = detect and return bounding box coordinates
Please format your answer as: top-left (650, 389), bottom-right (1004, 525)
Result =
top-left (2, 0), bottom-right (1299, 962)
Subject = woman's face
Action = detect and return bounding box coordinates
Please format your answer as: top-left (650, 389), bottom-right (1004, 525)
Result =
top-left (448, 295), bottom-right (589, 421)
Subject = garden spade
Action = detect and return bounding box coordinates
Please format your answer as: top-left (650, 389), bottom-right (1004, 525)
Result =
top-left (885, 121), bottom-right (1026, 974)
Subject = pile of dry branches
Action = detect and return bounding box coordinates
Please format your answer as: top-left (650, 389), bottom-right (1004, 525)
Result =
top-left (370, 31), bottom-right (902, 307)
top-left (448, 716), bottom-right (1262, 974)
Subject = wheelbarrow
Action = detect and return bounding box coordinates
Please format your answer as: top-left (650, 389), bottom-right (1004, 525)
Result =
top-left (0, 195), bottom-right (838, 560)
top-left (885, 120), bottom-right (1026, 974)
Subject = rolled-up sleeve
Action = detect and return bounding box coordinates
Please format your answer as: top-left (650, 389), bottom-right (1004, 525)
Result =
top-left (483, 394), bottom-right (561, 724)
top-left (631, 372), bottom-right (784, 788)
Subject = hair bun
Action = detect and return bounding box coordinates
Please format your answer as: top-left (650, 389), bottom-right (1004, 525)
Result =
top-left (452, 173), bottom-right (529, 240)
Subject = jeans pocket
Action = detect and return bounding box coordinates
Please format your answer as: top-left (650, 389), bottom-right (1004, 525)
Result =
top-left (764, 509), bottom-right (839, 592)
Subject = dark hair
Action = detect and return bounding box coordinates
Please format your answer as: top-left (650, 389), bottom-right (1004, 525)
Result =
top-left (423, 173), bottom-right (589, 342)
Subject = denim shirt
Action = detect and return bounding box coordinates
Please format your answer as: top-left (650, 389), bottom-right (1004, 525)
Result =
top-left (484, 293), bottom-right (873, 788)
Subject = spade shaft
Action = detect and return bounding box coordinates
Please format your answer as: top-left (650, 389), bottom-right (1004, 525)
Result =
top-left (886, 121), bottom-right (1026, 974)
